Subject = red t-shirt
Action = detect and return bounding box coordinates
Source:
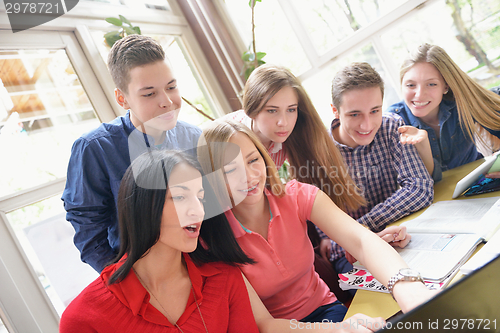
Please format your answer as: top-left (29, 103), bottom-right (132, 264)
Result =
top-left (59, 253), bottom-right (259, 332)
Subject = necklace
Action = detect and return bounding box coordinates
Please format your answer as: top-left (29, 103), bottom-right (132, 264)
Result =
top-left (133, 268), bottom-right (208, 333)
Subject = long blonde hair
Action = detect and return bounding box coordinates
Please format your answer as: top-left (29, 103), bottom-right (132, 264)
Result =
top-left (400, 43), bottom-right (500, 149)
top-left (197, 120), bottom-right (285, 209)
top-left (242, 64), bottom-right (365, 212)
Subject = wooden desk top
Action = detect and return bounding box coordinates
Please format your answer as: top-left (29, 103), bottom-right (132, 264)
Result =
top-left (345, 159), bottom-right (500, 319)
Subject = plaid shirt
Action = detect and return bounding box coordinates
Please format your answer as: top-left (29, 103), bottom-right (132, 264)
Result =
top-left (319, 113), bottom-right (434, 260)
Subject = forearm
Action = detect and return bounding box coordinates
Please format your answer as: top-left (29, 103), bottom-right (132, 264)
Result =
top-left (415, 139), bottom-right (434, 175)
top-left (358, 178), bottom-right (433, 232)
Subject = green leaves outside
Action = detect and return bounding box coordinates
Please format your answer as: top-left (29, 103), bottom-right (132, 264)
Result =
top-left (104, 15), bottom-right (142, 48)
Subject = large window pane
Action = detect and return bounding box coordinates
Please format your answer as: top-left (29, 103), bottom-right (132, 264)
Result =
top-left (381, 0), bottom-right (500, 89)
top-left (223, 0), bottom-right (311, 76)
top-left (290, 0), bottom-right (403, 56)
top-left (0, 50), bottom-right (100, 198)
top-left (6, 195), bottom-right (98, 315)
top-left (89, 30), bottom-right (215, 126)
top-left (302, 42), bottom-right (399, 126)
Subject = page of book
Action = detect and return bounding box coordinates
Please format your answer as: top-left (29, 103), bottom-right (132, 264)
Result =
top-left (394, 233), bottom-right (482, 281)
top-left (401, 197), bottom-right (500, 237)
top-left (461, 229), bottom-right (500, 275)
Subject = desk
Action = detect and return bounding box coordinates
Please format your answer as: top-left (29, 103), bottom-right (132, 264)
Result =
top-left (345, 159), bottom-right (500, 319)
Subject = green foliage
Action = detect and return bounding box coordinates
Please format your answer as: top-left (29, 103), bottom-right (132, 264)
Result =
top-left (241, 0), bottom-right (266, 80)
top-left (248, 0), bottom-right (262, 6)
top-left (104, 15), bottom-right (141, 48)
top-left (241, 50), bottom-right (266, 80)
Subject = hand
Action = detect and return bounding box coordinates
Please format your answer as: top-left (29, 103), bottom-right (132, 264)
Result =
top-left (485, 171), bottom-right (500, 178)
top-left (334, 314), bottom-right (386, 332)
top-left (376, 226), bottom-right (411, 248)
top-left (398, 126), bottom-right (427, 145)
top-left (320, 238), bottom-right (333, 262)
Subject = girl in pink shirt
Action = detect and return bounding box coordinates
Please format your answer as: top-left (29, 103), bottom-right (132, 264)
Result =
top-left (198, 120), bottom-right (436, 325)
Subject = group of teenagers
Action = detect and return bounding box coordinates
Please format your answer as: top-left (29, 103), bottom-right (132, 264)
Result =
top-left (59, 34), bottom-right (500, 332)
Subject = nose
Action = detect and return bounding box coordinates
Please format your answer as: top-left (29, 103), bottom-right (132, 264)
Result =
top-left (160, 90), bottom-right (173, 108)
top-left (188, 197), bottom-right (205, 219)
top-left (359, 115), bottom-right (371, 130)
top-left (277, 114), bottom-right (287, 127)
top-left (414, 85), bottom-right (423, 98)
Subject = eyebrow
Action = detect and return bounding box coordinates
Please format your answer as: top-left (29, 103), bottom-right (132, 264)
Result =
top-left (138, 79), bottom-right (177, 91)
top-left (170, 185), bottom-right (204, 193)
top-left (265, 103), bottom-right (298, 108)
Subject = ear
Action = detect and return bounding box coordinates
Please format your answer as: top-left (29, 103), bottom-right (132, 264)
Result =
top-left (115, 88), bottom-right (129, 109)
top-left (331, 104), bottom-right (339, 119)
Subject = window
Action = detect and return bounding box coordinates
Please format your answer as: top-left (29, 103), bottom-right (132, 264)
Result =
top-left (219, 0), bottom-right (500, 126)
top-left (0, 49), bottom-right (100, 198)
top-left (88, 30), bottom-right (216, 126)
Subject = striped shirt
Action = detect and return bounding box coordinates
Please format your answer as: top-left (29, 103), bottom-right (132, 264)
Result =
top-left (221, 110), bottom-right (287, 169)
top-left (320, 113), bottom-right (434, 260)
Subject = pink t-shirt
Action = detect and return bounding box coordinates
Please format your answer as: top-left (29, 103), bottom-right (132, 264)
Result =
top-left (225, 180), bottom-right (336, 319)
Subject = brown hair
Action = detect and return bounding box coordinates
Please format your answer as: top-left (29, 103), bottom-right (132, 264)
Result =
top-left (400, 43), bottom-right (500, 148)
top-left (242, 64), bottom-right (364, 212)
top-left (197, 120), bottom-right (285, 209)
top-left (331, 62), bottom-right (385, 109)
top-left (107, 35), bottom-right (165, 94)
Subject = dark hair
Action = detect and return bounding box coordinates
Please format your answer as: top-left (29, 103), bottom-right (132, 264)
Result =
top-left (108, 149), bottom-right (253, 285)
top-left (331, 62), bottom-right (385, 109)
top-left (107, 34), bottom-right (166, 94)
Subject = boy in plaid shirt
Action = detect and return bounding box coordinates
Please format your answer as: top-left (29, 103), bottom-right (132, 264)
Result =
top-left (319, 62), bottom-right (434, 275)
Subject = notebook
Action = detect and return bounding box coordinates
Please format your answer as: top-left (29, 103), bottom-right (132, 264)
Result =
top-left (376, 253), bottom-right (500, 332)
top-left (452, 151), bottom-right (500, 198)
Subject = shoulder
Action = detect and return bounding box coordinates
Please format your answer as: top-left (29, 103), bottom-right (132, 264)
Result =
top-left (385, 101), bottom-right (407, 115)
top-left (283, 180), bottom-right (319, 199)
top-left (60, 277), bottom-right (110, 325)
top-left (381, 113), bottom-right (404, 128)
top-left (79, 115), bottom-right (128, 143)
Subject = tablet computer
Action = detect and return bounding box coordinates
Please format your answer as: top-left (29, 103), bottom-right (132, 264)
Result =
top-left (452, 151), bottom-right (500, 199)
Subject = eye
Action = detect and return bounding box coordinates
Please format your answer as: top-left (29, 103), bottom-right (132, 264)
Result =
top-left (350, 113), bottom-right (359, 117)
top-left (371, 109), bottom-right (380, 114)
top-left (429, 83), bottom-right (437, 87)
top-left (142, 92), bottom-right (155, 97)
top-left (405, 84), bottom-right (415, 88)
top-left (172, 195), bottom-right (184, 201)
top-left (249, 157), bottom-right (259, 164)
top-left (224, 167), bottom-right (236, 174)
top-left (198, 197), bottom-right (206, 203)
top-left (167, 85), bottom-right (177, 90)
top-left (287, 108), bottom-right (297, 113)
top-left (266, 109), bottom-right (277, 113)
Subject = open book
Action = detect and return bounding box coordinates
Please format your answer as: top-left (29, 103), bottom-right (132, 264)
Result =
top-left (342, 197), bottom-right (500, 292)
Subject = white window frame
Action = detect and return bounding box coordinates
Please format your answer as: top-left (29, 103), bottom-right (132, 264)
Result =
top-left (0, 1), bottom-right (228, 330)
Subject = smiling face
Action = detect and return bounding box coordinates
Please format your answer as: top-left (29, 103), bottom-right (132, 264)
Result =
top-left (223, 132), bottom-right (267, 208)
top-left (252, 86), bottom-right (299, 147)
top-left (158, 163), bottom-right (205, 254)
top-left (401, 62), bottom-right (448, 123)
top-left (115, 59), bottom-right (182, 141)
top-left (333, 86), bottom-right (383, 148)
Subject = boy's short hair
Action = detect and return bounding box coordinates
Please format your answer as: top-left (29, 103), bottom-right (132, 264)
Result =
top-left (107, 35), bottom-right (165, 94)
top-left (331, 62), bottom-right (385, 109)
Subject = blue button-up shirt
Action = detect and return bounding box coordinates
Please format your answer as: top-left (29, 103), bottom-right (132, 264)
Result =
top-left (387, 99), bottom-right (481, 182)
top-left (61, 111), bottom-right (201, 272)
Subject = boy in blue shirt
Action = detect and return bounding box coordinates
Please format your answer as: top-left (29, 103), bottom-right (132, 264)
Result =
top-left (62, 35), bottom-right (201, 272)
